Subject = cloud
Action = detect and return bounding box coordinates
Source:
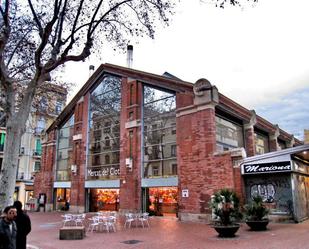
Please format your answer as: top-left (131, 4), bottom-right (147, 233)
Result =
top-left (255, 86), bottom-right (309, 140)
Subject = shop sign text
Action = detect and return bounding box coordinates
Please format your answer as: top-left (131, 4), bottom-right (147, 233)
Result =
top-left (87, 168), bottom-right (120, 177)
top-left (243, 161), bottom-right (291, 174)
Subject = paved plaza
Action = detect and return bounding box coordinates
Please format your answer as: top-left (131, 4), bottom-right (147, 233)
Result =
top-left (27, 212), bottom-right (309, 249)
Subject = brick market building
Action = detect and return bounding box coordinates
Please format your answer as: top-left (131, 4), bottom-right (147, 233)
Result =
top-left (34, 64), bottom-right (303, 221)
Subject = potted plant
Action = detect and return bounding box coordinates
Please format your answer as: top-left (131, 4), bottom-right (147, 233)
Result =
top-left (244, 195), bottom-right (269, 231)
top-left (210, 189), bottom-right (242, 237)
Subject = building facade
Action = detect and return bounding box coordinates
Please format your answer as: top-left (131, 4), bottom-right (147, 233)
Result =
top-left (0, 83), bottom-right (67, 208)
top-left (34, 64), bottom-right (302, 221)
top-left (241, 144), bottom-right (309, 222)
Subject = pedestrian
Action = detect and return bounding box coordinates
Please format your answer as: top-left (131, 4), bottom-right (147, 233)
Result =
top-left (0, 205), bottom-right (17, 249)
top-left (13, 201), bottom-right (31, 249)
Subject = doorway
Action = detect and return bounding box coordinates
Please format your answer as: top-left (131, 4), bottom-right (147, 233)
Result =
top-left (144, 187), bottom-right (178, 216)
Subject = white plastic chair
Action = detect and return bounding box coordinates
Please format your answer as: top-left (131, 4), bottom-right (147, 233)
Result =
top-left (124, 213), bottom-right (135, 228)
top-left (87, 217), bottom-right (100, 233)
top-left (104, 216), bottom-right (116, 232)
top-left (138, 212), bottom-right (150, 228)
top-left (62, 214), bottom-right (73, 227)
top-left (75, 214), bottom-right (86, 226)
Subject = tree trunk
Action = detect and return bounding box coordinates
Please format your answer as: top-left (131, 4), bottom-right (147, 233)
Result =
top-left (0, 118), bottom-right (24, 210)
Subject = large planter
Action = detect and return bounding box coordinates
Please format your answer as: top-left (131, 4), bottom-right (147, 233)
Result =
top-left (212, 224), bottom-right (240, 237)
top-left (246, 219), bottom-right (269, 231)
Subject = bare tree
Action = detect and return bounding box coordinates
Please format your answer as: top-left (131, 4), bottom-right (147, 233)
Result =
top-left (0, 0), bottom-right (176, 209)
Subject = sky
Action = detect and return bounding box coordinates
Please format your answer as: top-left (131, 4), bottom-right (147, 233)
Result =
top-left (62, 0), bottom-right (309, 140)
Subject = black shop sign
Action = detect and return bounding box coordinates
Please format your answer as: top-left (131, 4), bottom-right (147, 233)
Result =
top-left (243, 161), bottom-right (291, 174)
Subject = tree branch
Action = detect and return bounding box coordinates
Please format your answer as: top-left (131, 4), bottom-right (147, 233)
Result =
top-left (6, 29), bottom-right (33, 67)
top-left (33, 0), bottom-right (60, 72)
top-left (27, 0), bottom-right (44, 37)
top-left (90, 0), bottom-right (133, 37)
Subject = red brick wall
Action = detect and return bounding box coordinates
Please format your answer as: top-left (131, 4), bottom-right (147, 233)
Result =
top-left (119, 79), bottom-right (142, 211)
top-left (269, 138), bottom-right (278, 152)
top-left (233, 166), bottom-right (245, 204)
top-left (245, 127), bottom-right (255, 157)
top-left (70, 96), bottom-right (88, 209)
top-left (176, 92), bottom-right (194, 109)
top-left (178, 106), bottom-right (220, 214)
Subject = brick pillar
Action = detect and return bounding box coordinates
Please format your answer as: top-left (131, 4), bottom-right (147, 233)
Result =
top-left (230, 148), bottom-right (247, 205)
top-left (119, 78), bottom-right (142, 211)
top-left (70, 96), bottom-right (88, 213)
top-left (244, 110), bottom-right (257, 157)
top-left (177, 79), bottom-right (220, 222)
top-left (34, 130), bottom-right (56, 211)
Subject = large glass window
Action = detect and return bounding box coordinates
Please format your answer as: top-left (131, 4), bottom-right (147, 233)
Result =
top-left (56, 115), bottom-right (74, 181)
top-left (87, 75), bottom-right (121, 180)
top-left (216, 116), bottom-right (244, 151)
top-left (255, 132), bottom-right (269, 155)
top-left (143, 86), bottom-right (177, 178)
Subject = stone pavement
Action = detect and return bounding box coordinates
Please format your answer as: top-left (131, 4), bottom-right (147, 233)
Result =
top-left (27, 212), bottom-right (309, 249)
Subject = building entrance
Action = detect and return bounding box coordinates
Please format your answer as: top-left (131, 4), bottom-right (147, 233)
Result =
top-left (145, 187), bottom-right (178, 216)
top-left (89, 188), bottom-right (119, 212)
top-left (55, 188), bottom-right (70, 211)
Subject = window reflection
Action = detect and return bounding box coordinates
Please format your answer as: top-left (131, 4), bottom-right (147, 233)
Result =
top-left (255, 132), bottom-right (269, 155)
top-left (143, 86), bottom-right (177, 178)
top-left (88, 75), bottom-right (121, 180)
top-left (216, 116), bottom-right (244, 152)
top-left (56, 115), bottom-right (74, 181)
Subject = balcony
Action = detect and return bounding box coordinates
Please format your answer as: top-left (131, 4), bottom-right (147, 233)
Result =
top-left (16, 172), bottom-right (34, 181)
top-left (32, 150), bottom-right (42, 157)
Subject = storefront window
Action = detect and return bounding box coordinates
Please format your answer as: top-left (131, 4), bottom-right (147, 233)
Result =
top-left (148, 187), bottom-right (178, 216)
top-left (255, 132), bottom-right (269, 155)
top-left (88, 75), bottom-right (121, 180)
top-left (56, 188), bottom-right (70, 210)
top-left (56, 115), bottom-right (74, 181)
top-left (216, 116), bottom-right (244, 151)
top-left (89, 189), bottom-right (119, 212)
top-left (143, 86), bottom-right (177, 178)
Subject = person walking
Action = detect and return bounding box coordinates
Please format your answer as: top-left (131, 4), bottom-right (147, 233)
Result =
top-left (13, 201), bottom-right (31, 249)
top-left (0, 205), bottom-right (17, 249)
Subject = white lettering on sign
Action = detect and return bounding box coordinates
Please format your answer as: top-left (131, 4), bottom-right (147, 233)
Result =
top-left (87, 168), bottom-right (120, 177)
top-left (243, 161), bottom-right (291, 174)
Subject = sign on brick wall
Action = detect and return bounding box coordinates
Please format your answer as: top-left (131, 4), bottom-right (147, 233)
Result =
top-left (243, 161), bottom-right (291, 174)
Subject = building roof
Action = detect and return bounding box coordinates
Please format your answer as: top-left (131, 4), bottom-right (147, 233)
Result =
top-left (47, 63), bottom-right (193, 132)
top-left (46, 64), bottom-right (303, 146)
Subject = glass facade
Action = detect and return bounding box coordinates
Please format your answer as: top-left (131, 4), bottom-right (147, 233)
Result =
top-left (56, 115), bottom-right (74, 181)
top-left (216, 116), bottom-right (244, 151)
top-left (87, 75), bottom-right (121, 180)
top-left (143, 86), bottom-right (177, 178)
top-left (255, 132), bottom-right (269, 155)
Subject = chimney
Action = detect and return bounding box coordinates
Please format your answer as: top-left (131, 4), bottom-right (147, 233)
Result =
top-left (127, 45), bottom-right (133, 68)
top-left (89, 65), bottom-right (95, 77)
